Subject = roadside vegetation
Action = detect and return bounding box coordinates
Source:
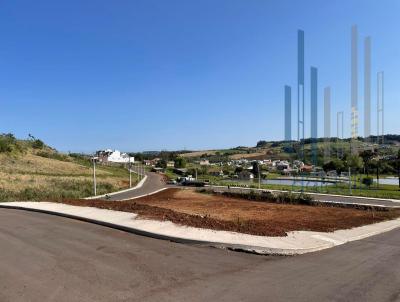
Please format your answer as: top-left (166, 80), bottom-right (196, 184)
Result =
top-left (0, 133), bottom-right (136, 202)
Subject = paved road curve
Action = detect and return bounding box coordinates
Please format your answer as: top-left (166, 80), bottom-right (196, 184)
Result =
top-left (1, 209), bottom-right (400, 302)
top-left (107, 172), bottom-right (166, 201)
top-left (311, 192), bottom-right (400, 208)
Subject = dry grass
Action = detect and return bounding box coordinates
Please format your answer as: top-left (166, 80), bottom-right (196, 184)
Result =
top-left (0, 151), bottom-right (132, 201)
top-left (180, 150), bottom-right (217, 158)
top-left (229, 151), bottom-right (267, 160)
top-left (0, 153), bottom-right (112, 176)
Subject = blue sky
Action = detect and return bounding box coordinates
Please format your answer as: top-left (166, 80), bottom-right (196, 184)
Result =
top-left (0, 0), bottom-right (398, 152)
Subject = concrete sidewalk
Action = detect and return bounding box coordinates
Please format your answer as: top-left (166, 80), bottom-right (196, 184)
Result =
top-left (85, 175), bottom-right (148, 200)
top-left (1, 201), bottom-right (400, 255)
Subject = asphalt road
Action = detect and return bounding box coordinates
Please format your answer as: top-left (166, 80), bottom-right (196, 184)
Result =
top-left (107, 172), bottom-right (166, 201)
top-left (1, 209), bottom-right (400, 302)
top-left (311, 193), bottom-right (400, 208)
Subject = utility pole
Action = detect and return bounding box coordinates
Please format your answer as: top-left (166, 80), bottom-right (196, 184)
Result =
top-left (398, 150), bottom-right (400, 189)
top-left (129, 157), bottom-right (132, 188)
top-left (92, 156), bottom-right (97, 196)
top-left (397, 150), bottom-right (400, 190)
top-left (348, 167), bottom-right (352, 195)
top-left (376, 161), bottom-right (379, 189)
top-left (258, 167), bottom-right (261, 190)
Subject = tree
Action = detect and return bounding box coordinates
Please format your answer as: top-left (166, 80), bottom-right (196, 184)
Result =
top-left (31, 139), bottom-right (45, 149)
top-left (362, 176), bottom-right (373, 188)
top-left (256, 140), bottom-right (268, 148)
top-left (252, 162), bottom-right (260, 177)
top-left (156, 159), bottom-right (167, 169)
top-left (174, 157), bottom-right (187, 168)
top-left (234, 166), bottom-right (243, 174)
top-left (347, 154), bottom-right (364, 173)
top-left (323, 159), bottom-right (344, 173)
top-left (359, 150), bottom-right (374, 176)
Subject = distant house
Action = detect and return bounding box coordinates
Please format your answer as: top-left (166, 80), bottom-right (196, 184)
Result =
top-left (167, 161), bottom-right (175, 167)
top-left (144, 158), bottom-right (160, 166)
top-left (199, 159), bottom-right (210, 166)
top-left (238, 171), bottom-right (254, 180)
top-left (301, 165), bottom-right (313, 173)
top-left (96, 149), bottom-right (134, 164)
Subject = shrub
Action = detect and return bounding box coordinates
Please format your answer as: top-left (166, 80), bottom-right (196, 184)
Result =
top-left (37, 151), bottom-right (69, 162)
top-left (0, 133), bottom-right (17, 153)
top-left (362, 177), bottom-right (374, 188)
top-left (31, 139), bottom-right (45, 149)
top-left (216, 190), bottom-right (316, 206)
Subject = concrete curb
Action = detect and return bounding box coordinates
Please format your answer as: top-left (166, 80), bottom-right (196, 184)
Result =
top-left (1, 202), bottom-right (400, 255)
top-left (85, 175), bottom-right (148, 200)
top-left (117, 188), bottom-right (168, 201)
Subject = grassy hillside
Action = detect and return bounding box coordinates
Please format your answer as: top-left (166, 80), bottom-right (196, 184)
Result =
top-left (0, 134), bottom-right (136, 201)
top-left (179, 135), bottom-right (400, 164)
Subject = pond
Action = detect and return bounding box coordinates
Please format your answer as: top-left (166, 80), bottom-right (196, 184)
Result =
top-left (225, 178), bottom-right (335, 187)
top-left (261, 179), bottom-right (335, 187)
top-left (374, 178), bottom-right (399, 185)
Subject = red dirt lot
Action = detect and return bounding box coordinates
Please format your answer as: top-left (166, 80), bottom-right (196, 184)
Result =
top-left (60, 188), bottom-right (400, 237)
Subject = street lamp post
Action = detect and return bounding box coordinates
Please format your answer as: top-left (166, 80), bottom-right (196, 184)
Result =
top-left (92, 156), bottom-right (98, 196)
top-left (348, 167), bottom-right (352, 195)
top-left (129, 157), bottom-right (132, 188)
top-left (397, 150), bottom-right (400, 189)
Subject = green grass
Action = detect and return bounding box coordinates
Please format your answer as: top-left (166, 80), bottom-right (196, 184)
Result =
top-left (214, 177), bottom-right (400, 200)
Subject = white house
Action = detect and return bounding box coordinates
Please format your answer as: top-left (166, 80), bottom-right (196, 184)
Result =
top-left (97, 149), bottom-right (134, 164)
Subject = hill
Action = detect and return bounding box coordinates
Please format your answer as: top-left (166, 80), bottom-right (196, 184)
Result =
top-left (0, 134), bottom-right (135, 201)
top-left (177, 135), bottom-right (400, 165)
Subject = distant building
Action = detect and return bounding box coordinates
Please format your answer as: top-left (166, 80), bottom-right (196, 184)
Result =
top-left (144, 158), bottom-right (160, 166)
top-left (301, 165), bottom-right (313, 173)
top-left (96, 149), bottom-right (134, 164)
top-left (152, 167), bottom-right (165, 173)
top-left (275, 161), bottom-right (290, 171)
top-left (199, 159), bottom-right (210, 166)
top-left (167, 161), bottom-right (175, 167)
